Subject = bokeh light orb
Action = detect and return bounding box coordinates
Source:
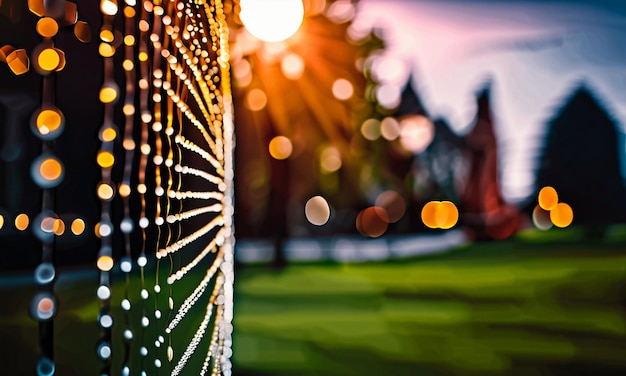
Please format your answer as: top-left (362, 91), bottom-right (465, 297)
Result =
top-left (437, 201), bottom-right (459, 229)
top-left (32, 211), bottom-right (58, 243)
top-left (538, 186), bottom-right (558, 211)
top-left (421, 201), bottom-right (459, 229)
top-left (399, 115), bottom-right (434, 153)
top-left (30, 292), bottom-right (57, 321)
top-left (305, 196), bottom-right (331, 226)
top-left (97, 342), bottom-right (112, 360)
top-left (380, 117), bottom-right (400, 141)
top-left (71, 218), bottom-right (86, 235)
top-left (550, 202), bottom-right (573, 228)
top-left (245, 89), bottom-right (267, 111)
top-left (31, 154), bottom-right (64, 188)
top-left (361, 118), bottom-right (381, 141)
top-left (34, 263), bottom-right (56, 285)
top-left (36, 357), bottom-right (55, 376)
top-left (97, 285), bottom-right (111, 300)
top-left (421, 201), bottom-right (440, 229)
top-left (375, 190), bottom-right (406, 223)
top-left (97, 150), bottom-right (115, 168)
top-left (332, 78), bottom-right (353, 101)
top-left (268, 136), bottom-right (293, 160)
top-left (97, 182), bottom-right (116, 201)
top-left (99, 82), bottom-right (119, 103)
top-left (97, 255), bottom-right (114, 272)
top-left (532, 205), bottom-right (552, 230)
top-left (239, 0), bottom-right (304, 42)
top-left (356, 206), bottom-right (389, 238)
top-left (281, 53), bottom-right (305, 80)
top-left (37, 48), bottom-right (61, 72)
top-left (36, 17), bottom-right (59, 38)
top-left (15, 213), bottom-right (29, 231)
top-left (100, 127), bottom-right (117, 142)
top-left (320, 146), bottom-right (342, 172)
top-left (31, 107), bottom-right (65, 141)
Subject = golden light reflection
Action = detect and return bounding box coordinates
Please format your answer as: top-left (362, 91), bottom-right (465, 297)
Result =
top-left (239, 0), bottom-right (304, 42)
top-left (36, 109), bottom-right (62, 135)
top-left (268, 136), bottom-right (293, 160)
top-left (39, 158), bottom-right (63, 181)
top-left (245, 89), bottom-right (267, 111)
top-left (71, 218), bottom-right (85, 236)
top-left (99, 43), bottom-right (115, 57)
top-left (550, 202), bottom-right (573, 228)
top-left (53, 219), bottom-right (65, 236)
top-left (0, 214), bottom-right (4, 230)
top-left (99, 85), bottom-right (118, 103)
top-left (421, 201), bottom-right (459, 229)
top-left (538, 186), bottom-right (558, 211)
top-left (15, 213), bottom-right (29, 231)
top-left (6, 49), bottom-right (29, 75)
top-left (97, 183), bottom-right (115, 201)
top-left (118, 184), bottom-right (131, 198)
top-left (97, 255), bottom-right (114, 272)
top-left (305, 196), bottom-right (331, 226)
top-left (97, 151), bottom-right (115, 168)
top-left (100, 128), bottom-right (117, 142)
top-left (36, 17), bottom-right (59, 38)
top-left (37, 48), bottom-right (61, 72)
top-left (437, 201), bottom-right (459, 230)
top-left (100, 29), bottom-right (114, 43)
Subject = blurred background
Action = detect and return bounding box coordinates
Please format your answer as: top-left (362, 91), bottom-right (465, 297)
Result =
top-left (1, 0), bottom-right (626, 374)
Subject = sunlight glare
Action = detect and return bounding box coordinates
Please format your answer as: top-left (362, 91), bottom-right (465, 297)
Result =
top-left (240, 0), bottom-right (304, 42)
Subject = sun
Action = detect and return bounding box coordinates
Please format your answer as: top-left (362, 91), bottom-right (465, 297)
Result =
top-left (239, 0), bottom-right (304, 42)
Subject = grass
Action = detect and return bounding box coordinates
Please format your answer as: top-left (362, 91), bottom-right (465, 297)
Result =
top-left (1, 228), bottom-right (625, 375)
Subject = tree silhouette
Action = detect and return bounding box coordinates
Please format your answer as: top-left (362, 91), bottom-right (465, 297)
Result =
top-left (536, 84), bottom-right (626, 228)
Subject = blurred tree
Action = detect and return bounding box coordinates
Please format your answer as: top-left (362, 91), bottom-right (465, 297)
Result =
top-left (228, 0), bottom-right (390, 263)
top-left (536, 84), bottom-right (626, 237)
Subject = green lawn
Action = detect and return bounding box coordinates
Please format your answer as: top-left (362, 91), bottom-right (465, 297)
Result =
top-left (1, 229), bottom-right (625, 375)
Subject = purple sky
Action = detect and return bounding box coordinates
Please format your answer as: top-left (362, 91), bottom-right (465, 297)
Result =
top-left (354, 0), bottom-right (626, 203)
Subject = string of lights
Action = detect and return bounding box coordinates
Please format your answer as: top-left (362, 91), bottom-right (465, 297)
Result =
top-left (136, 1), bottom-right (153, 373)
top-left (96, 1), bottom-right (120, 373)
top-left (120, 1), bottom-right (139, 374)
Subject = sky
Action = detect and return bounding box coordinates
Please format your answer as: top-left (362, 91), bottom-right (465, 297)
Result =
top-left (353, 0), bottom-right (626, 203)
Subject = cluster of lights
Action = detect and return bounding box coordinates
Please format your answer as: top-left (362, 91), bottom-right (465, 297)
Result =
top-left (108, 0), bottom-right (235, 374)
top-left (0, 212), bottom-right (86, 236)
top-left (231, 0), bottom-right (417, 242)
top-left (0, 2), bottom-right (92, 375)
top-left (3, 1), bottom-right (234, 373)
top-left (533, 186), bottom-right (574, 229)
top-left (421, 201), bottom-right (460, 230)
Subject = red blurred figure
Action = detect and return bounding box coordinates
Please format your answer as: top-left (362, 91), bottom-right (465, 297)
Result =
top-left (461, 87), bottom-right (522, 240)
